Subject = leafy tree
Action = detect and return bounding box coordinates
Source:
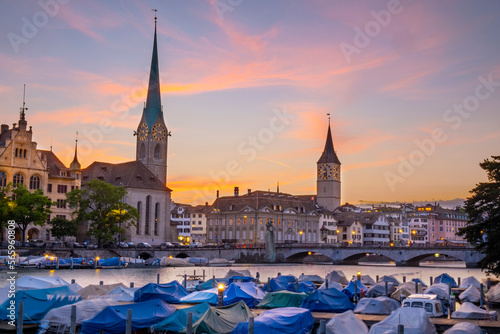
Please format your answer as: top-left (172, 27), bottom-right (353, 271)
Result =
top-left (8, 185), bottom-right (53, 242)
top-left (48, 216), bottom-right (78, 240)
top-left (458, 156), bottom-right (500, 276)
top-left (66, 179), bottom-right (138, 248)
top-left (0, 184), bottom-right (12, 229)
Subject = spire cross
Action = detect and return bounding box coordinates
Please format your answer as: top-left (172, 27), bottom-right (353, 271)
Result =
top-left (20, 84), bottom-right (28, 121)
top-left (327, 113), bottom-right (330, 123)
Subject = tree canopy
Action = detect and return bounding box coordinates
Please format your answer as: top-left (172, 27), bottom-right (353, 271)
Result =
top-left (458, 155), bottom-right (500, 276)
top-left (48, 216), bottom-right (78, 240)
top-left (7, 185), bottom-right (53, 242)
top-left (66, 178), bottom-right (138, 247)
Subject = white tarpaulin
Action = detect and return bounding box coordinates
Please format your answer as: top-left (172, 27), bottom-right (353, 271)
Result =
top-left (459, 285), bottom-right (481, 304)
top-left (459, 276), bottom-right (481, 289)
top-left (443, 322), bottom-right (481, 334)
top-left (354, 297), bottom-right (400, 315)
top-left (368, 307), bottom-right (437, 334)
top-left (451, 301), bottom-right (498, 320)
top-left (324, 310), bottom-right (368, 334)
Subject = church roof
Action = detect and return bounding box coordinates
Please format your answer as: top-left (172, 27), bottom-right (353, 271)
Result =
top-left (317, 123), bottom-right (341, 164)
top-left (70, 140), bottom-right (81, 170)
top-left (142, 22), bottom-right (163, 129)
top-left (82, 160), bottom-right (171, 192)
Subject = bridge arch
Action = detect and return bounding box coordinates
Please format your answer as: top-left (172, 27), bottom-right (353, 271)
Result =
top-left (284, 250), bottom-right (332, 263)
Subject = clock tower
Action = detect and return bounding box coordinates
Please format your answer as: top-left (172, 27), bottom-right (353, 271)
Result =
top-left (136, 17), bottom-right (169, 185)
top-left (316, 120), bottom-right (341, 210)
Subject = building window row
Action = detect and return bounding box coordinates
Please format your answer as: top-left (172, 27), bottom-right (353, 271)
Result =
top-left (15, 148), bottom-right (27, 158)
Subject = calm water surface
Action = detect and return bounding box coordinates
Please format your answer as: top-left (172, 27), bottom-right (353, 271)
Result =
top-left (4, 263), bottom-right (489, 288)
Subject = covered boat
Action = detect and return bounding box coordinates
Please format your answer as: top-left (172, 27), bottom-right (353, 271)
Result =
top-left (459, 285), bottom-right (481, 304)
top-left (161, 256), bottom-right (194, 267)
top-left (459, 276), bottom-right (481, 289)
top-left (377, 275), bottom-right (400, 286)
top-left (262, 275), bottom-right (296, 292)
top-left (151, 302), bottom-right (211, 333)
top-left (134, 281), bottom-right (189, 303)
top-left (298, 274), bottom-right (324, 284)
top-left (15, 275), bottom-right (75, 290)
top-left (412, 278), bottom-right (428, 288)
top-left (326, 270), bottom-right (349, 285)
top-left (360, 275), bottom-right (376, 286)
top-left (319, 281), bottom-right (343, 291)
top-left (424, 283), bottom-right (450, 301)
top-left (391, 282), bottom-right (424, 301)
top-left (433, 273), bottom-right (457, 288)
top-left (487, 283), bottom-right (500, 305)
top-left (225, 269), bottom-right (252, 279)
top-left (81, 299), bottom-right (176, 334)
top-left (97, 257), bottom-right (127, 268)
top-left (183, 300), bottom-right (254, 334)
top-left (354, 297), bottom-right (400, 315)
top-left (181, 287), bottom-right (219, 305)
top-left (0, 286), bottom-right (81, 324)
top-left (324, 310), bottom-right (368, 334)
top-left (223, 282), bottom-right (266, 308)
top-left (38, 299), bottom-right (119, 334)
top-left (188, 257), bottom-right (209, 265)
top-left (257, 290), bottom-right (308, 309)
top-left (208, 258), bottom-right (234, 266)
top-left (230, 307), bottom-right (314, 334)
top-left (77, 283), bottom-right (126, 300)
top-left (196, 278), bottom-right (229, 291)
top-left (451, 301), bottom-right (498, 320)
top-left (102, 286), bottom-right (138, 302)
top-left (301, 288), bottom-right (354, 312)
top-left (368, 307), bottom-right (437, 334)
top-left (443, 322), bottom-right (482, 334)
top-left (286, 280), bottom-right (316, 294)
top-left (342, 280), bottom-right (368, 299)
top-left (366, 282), bottom-right (395, 298)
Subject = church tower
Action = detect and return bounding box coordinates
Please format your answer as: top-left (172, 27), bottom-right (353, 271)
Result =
top-left (136, 15), bottom-right (169, 185)
top-left (316, 119), bottom-right (341, 210)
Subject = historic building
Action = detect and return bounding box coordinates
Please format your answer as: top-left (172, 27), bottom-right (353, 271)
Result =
top-left (0, 103), bottom-right (81, 242)
top-left (316, 121), bottom-right (341, 211)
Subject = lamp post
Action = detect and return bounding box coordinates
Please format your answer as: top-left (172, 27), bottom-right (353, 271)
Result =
top-left (217, 283), bottom-right (225, 306)
top-left (299, 230), bottom-right (303, 244)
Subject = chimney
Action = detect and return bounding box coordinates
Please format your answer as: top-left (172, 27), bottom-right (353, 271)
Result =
top-left (247, 189), bottom-right (251, 195)
top-left (1, 124), bottom-right (8, 134)
top-left (216, 190), bottom-right (219, 198)
top-left (234, 186), bottom-right (239, 197)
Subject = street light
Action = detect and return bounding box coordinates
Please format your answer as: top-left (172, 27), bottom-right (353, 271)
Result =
top-left (217, 283), bottom-right (225, 306)
top-left (299, 230), bottom-right (303, 244)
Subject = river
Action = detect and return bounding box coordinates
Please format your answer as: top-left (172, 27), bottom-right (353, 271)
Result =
top-left (6, 262), bottom-right (490, 288)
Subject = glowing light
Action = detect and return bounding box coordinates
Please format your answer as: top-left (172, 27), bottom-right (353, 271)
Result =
top-left (299, 231), bottom-right (303, 235)
top-left (308, 251), bottom-right (312, 255)
top-left (217, 283), bottom-right (225, 292)
top-left (352, 231), bottom-right (355, 234)
top-left (169, 255), bottom-right (173, 259)
top-left (434, 253), bottom-right (439, 258)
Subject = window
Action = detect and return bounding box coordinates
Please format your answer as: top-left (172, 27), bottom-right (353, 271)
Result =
top-left (154, 202), bottom-right (160, 235)
top-left (13, 173), bottom-right (23, 187)
top-left (57, 185), bottom-right (68, 193)
top-left (56, 199), bottom-right (66, 208)
top-left (145, 195), bottom-right (151, 235)
top-left (0, 171), bottom-right (6, 188)
top-left (136, 202), bottom-right (142, 234)
top-left (23, 149), bottom-right (27, 158)
top-left (154, 144), bottom-right (160, 159)
top-left (47, 184), bottom-right (52, 192)
top-left (29, 175), bottom-right (40, 190)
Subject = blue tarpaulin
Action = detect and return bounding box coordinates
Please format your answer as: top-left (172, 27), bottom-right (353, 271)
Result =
top-left (181, 288), bottom-right (219, 305)
top-left (0, 286), bottom-right (80, 324)
top-left (134, 281), bottom-right (189, 303)
top-left (434, 273), bottom-right (457, 288)
top-left (262, 275), bottom-right (296, 292)
top-left (223, 282), bottom-right (266, 308)
top-left (230, 307), bottom-right (314, 334)
top-left (342, 280), bottom-right (368, 299)
top-left (82, 299), bottom-right (176, 334)
top-left (151, 302), bottom-right (211, 332)
top-left (412, 278), bottom-right (428, 288)
top-left (98, 257), bottom-right (126, 267)
top-left (196, 278), bottom-right (229, 291)
top-left (228, 276), bottom-right (255, 284)
top-left (301, 288), bottom-right (355, 312)
top-left (286, 281), bottom-right (316, 294)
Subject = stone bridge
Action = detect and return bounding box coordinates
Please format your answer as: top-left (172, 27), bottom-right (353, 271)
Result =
top-left (112, 244), bottom-right (484, 268)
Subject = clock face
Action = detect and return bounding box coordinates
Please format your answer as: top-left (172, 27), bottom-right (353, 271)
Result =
top-left (332, 164), bottom-right (340, 181)
top-left (318, 164), bottom-right (332, 180)
top-left (152, 123), bottom-right (167, 140)
top-left (138, 123), bottom-right (148, 141)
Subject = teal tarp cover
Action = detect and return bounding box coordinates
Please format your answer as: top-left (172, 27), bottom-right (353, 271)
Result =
top-left (98, 257), bottom-right (126, 267)
top-left (223, 282), bottom-right (266, 308)
top-left (180, 287), bottom-right (218, 305)
top-left (81, 299), bottom-right (176, 334)
top-left (257, 290), bottom-right (308, 309)
top-left (151, 302), bottom-right (210, 332)
top-left (230, 307), bottom-right (314, 334)
top-left (183, 300), bottom-right (254, 334)
top-left (134, 281), bottom-right (189, 303)
top-left (434, 273), bottom-right (457, 288)
top-left (301, 288), bottom-right (355, 312)
top-left (196, 278), bottom-right (229, 291)
top-left (0, 285), bottom-right (80, 324)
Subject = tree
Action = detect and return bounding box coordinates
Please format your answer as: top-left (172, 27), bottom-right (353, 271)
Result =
top-left (8, 185), bottom-right (53, 242)
top-left (0, 185), bottom-right (12, 229)
top-left (66, 179), bottom-right (138, 247)
top-left (458, 155), bottom-right (500, 276)
top-left (48, 216), bottom-right (78, 240)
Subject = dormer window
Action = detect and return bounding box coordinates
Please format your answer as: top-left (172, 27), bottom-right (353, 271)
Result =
top-left (60, 171), bottom-right (67, 177)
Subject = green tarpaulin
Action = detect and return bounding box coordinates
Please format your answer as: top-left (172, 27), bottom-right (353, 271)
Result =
top-left (257, 290), bottom-right (308, 309)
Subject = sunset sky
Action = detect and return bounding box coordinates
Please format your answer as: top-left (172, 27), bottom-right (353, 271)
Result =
top-left (1, 1), bottom-right (499, 206)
